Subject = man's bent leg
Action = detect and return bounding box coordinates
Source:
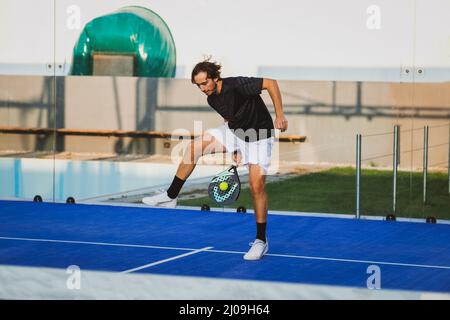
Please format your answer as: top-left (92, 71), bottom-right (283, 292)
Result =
top-left (143, 133), bottom-right (226, 207)
top-left (175, 133), bottom-right (226, 180)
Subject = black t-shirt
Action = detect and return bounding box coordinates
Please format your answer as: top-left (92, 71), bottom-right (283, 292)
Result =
top-left (207, 77), bottom-right (274, 142)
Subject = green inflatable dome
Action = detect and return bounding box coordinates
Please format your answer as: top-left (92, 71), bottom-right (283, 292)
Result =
top-left (70, 6), bottom-right (176, 77)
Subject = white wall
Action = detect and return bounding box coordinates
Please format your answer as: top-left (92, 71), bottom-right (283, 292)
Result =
top-left (0, 0), bottom-right (449, 81)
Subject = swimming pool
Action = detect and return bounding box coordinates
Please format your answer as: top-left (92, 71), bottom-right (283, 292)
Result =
top-left (0, 158), bottom-right (226, 202)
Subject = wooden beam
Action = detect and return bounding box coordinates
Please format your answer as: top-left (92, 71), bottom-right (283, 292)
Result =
top-left (0, 127), bottom-right (306, 142)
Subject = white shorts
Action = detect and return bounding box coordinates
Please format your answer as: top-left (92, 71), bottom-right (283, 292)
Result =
top-left (206, 123), bottom-right (274, 174)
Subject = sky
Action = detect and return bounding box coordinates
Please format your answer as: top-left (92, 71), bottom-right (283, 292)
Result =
top-left (0, 0), bottom-right (448, 80)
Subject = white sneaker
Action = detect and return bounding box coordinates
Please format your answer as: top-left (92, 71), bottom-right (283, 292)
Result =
top-left (243, 239), bottom-right (268, 260)
top-left (142, 191), bottom-right (177, 208)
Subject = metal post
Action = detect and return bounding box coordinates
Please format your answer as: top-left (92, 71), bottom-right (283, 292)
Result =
top-left (423, 126), bottom-right (429, 205)
top-left (356, 134), bottom-right (362, 219)
top-left (393, 126), bottom-right (399, 214)
top-left (356, 82), bottom-right (362, 115)
top-left (332, 81), bottom-right (337, 112)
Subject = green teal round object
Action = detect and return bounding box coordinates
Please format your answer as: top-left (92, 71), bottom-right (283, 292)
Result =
top-left (70, 6), bottom-right (176, 77)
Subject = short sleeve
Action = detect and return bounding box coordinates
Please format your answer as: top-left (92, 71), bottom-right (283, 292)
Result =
top-left (235, 77), bottom-right (263, 96)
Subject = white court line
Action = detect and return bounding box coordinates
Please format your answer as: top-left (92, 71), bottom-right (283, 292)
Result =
top-left (207, 249), bottom-right (450, 270)
top-left (0, 236), bottom-right (196, 252)
top-left (266, 253), bottom-right (450, 270)
top-left (1, 236), bottom-right (450, 271)
top-left (121, 247), bottom-right (213, 274)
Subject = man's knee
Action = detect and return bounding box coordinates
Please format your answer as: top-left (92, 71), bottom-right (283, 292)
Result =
top-left (184, 140), bottom-right (201, 162)
top-left (185, 134), bottom-right (214, 162)
top-left (249, 165), bottom-right (267, 195)
top-left (249, 179), bottom-right (265, 195)
top-left (202, 133), bottom-right (226, 156)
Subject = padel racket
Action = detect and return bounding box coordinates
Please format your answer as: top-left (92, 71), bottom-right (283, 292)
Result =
top-left (208, 165), bottom-right (241, 206)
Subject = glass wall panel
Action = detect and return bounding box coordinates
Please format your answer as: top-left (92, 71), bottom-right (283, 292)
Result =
top-left (0, 0), bottom-right (56, 202)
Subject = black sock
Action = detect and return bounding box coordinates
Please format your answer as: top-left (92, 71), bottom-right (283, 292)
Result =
top-left (256, 222), bottom-right (267, 243)
top-left (167, 176), bottom-right (186, 199)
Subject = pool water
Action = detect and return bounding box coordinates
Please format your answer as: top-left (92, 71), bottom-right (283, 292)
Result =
top-left (0, 158), bottom-right (225, 202)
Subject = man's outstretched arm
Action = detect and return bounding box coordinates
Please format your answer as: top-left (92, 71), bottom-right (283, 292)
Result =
top-left (262, 78), bottom-right (288, 132)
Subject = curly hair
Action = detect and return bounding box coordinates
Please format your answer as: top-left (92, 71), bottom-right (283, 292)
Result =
top-left (191, 56), bottom-right (222, 83)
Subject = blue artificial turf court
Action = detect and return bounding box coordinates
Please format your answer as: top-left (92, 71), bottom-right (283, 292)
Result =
top-left (0, 199), bottom-right (449, 299)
